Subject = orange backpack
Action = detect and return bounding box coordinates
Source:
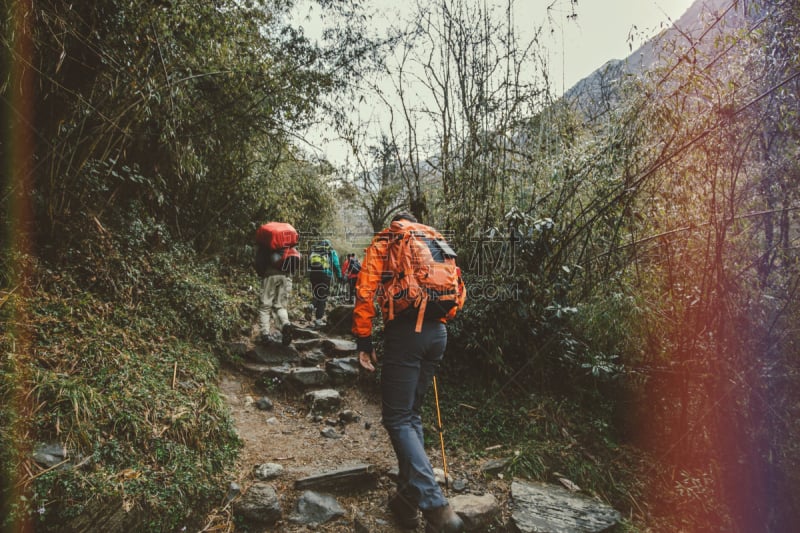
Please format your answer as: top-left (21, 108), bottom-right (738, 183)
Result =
top-left (382, 220), bottom-right (463, 332)
top-left (255, 222), bottom-right (301, 275)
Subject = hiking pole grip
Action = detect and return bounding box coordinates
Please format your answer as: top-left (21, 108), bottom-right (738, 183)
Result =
top-left (432, 375), bottom-right (449, 491)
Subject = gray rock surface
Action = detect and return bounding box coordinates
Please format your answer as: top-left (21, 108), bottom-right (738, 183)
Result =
top-left (450, 493), bottom-right (501, 531)
top-left (289, 490), bottom-right (345, 525)
top-left (235, 482), bottom-right (282, 525)
top-left (510, 480), bottom-right (621, 533)
top-left (304, 388), bottom-right (342, 412)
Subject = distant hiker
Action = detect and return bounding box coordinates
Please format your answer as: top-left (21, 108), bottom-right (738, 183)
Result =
top-left (254, 222), bottom-right (300, 346)
top-left (352, 213), bottom-right (466, 532)
top-left (307, 239), bottom-right (341, 328)
top-left (342, 252), bottom-right (361, 304)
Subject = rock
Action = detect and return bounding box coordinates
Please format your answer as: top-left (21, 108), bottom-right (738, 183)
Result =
top-left (234, 482), bottom-right (282, 526)
top-left (510, 479), bottom-right (621, 533)
top-left (226, 341), bottom-right (249, 358)
top-left (326, 357), bottom-right (360, 384)
top-left (238, 361), bottom-right (274, 378)
top-left (557, 476), bottom-right (581, 492)
top-left (293, 338), bottom-right (323, 352)
top-left (246, 343), bottom-right (300, 366)
top-left (481, 457), bottom-right (512, 476)
top-left (286, 367), bottom-right (330, 389)
top-left (225, 482), bottom-right (241, 504)
top-left (291, 326), bottom-right (322, 340)
top-left (338, 409), bottom-right (360, 424)
top-left (255, 397), bottom-right (273, 411)
top-left (450, 493), bottom-right (501, 531)
top-left (294, 464), bottom-right (379, 492)
top-left (289, 491), bottom-right (345, 525)
top-left (320, 427), bottom-right (342, 439)
top-left (452, 478), bottom-right (468, 492)
top-left (301, 350), bottom-right (327, 366)
top-left (254, 463), bottom-right (284, 480)
top-left (433, 467), bottom-right (454, 486)
top-left (33, 443), bottom-right (67, 468)
top-left (322, 338), bottom-right (357, 356)
top-left (258, 365), bottom-right (293, 385)
top-left (304, 389), bottom-right (341, 412)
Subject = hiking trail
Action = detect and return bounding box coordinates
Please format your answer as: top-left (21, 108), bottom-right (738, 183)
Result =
top-left (209, 302), bottom-right (620, 532)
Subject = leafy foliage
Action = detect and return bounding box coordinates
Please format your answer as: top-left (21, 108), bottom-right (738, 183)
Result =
top-left (0, 244), bottom-right (251, 529)
top-left (2, 0), bottom-right (372, 259)
top-left (3, 0), bottom-right (799, 531)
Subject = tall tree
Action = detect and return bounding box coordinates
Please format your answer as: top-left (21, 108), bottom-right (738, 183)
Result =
top-left (1, 0), bottom-right (376, 256)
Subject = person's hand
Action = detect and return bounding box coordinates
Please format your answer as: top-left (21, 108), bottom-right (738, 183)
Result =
top-left (359, 350), bottom-right (377, 372)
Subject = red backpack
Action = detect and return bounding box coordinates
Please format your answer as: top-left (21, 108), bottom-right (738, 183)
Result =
top-left (382, 220), bottom-right (463, 332)
top-left (255, 222), bottom-right (301, 275)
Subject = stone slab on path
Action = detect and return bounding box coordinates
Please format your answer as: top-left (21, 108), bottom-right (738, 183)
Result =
top-left (294, 464), bottom-right (379, 493)
top-left (511, 480), bottom-right (621, 533)
top-left (246, 342), bottom-right (300, 365)
top-left (321, 338), bottom-right (357, 356)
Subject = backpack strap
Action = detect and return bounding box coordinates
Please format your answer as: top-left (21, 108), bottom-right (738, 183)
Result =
top-left (415, 296), bottom-right (427, 332)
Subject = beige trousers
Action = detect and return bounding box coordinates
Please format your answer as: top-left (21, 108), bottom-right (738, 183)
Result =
top-left (259, 274), bottom-right (291, 334)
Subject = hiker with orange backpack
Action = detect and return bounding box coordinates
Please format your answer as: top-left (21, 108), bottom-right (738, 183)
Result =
top-left (254, 222), bottom-right (300, 346)
top-left (353, 213), bottom-right (466, 533)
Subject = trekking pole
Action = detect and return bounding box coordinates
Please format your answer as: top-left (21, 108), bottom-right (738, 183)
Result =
top-left (432, 375), bottom-right (449, 491)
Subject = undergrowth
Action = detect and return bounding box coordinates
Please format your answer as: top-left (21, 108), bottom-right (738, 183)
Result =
top-left (1, 242), bottom-right (247, 531)
top-left (424, 371), bottom-right (707, 532)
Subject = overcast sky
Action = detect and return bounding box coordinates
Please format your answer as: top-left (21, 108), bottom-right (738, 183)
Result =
top-left (537, 0), bottom-right (696, 92)
top-left (293, 0), bottom-right (698, 167)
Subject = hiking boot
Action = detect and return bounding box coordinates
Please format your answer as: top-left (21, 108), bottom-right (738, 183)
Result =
top-left (259, 332), bottom-right (282, 345)
top-left (388, 492), bottom-right (419, 529)
top-left (423, 504), bottom-right (464, 533)
top-left (313, 318), bottom-right (326, 329)
top-left (281, 323), bottom-right (294, 346)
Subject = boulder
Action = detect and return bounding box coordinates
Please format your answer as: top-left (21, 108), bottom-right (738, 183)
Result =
top-left (510, 480), bottom-right (621, 533)
top-left (322, 338), bottom-right (358, 356)
top-left (301, 350), bottom-right (327, 366)
top-left (293, 338), bottom-right (323, 352)
top-left (246, 342), bottom-right (300, 366)
top-left (304, 389), bottom-right (342, 412)
top-left (286, 367), bottom-right (330, 389)
top-left (481, 456), bottom-right (513, 476)
top-left (450, 493), bottom-right (501, 531)
top-left (289, 491), bottom-right (345, 526)
top-left (325, 357), bottom-right (360, 384)
top-left (234, 483), bottom-right (282, 526)
top-left (254, 463), bottom-right (284, 481)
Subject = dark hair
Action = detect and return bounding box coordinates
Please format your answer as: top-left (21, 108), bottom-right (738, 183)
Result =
top-left (391, 212), bottom-right (417, 223)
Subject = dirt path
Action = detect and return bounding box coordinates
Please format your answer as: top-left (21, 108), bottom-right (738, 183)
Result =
top-left (217, 365), bottom-right (415, 532)
top-left (207, 305), bottom-right (512, 532)
top-left (211, 322), bottom-right (431, 532)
